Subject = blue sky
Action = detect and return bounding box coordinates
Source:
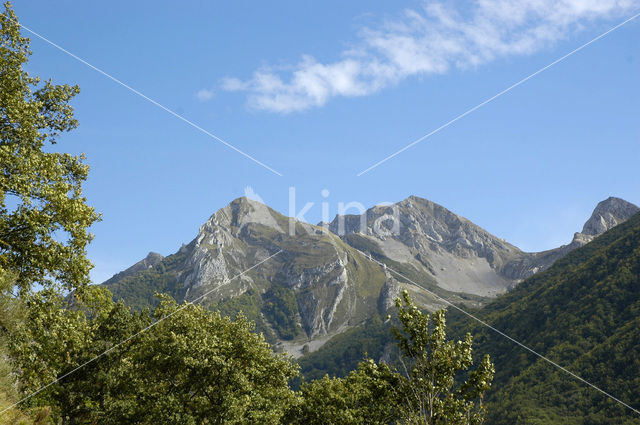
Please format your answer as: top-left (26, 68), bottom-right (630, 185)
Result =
top-left (13, 1), bottom-right (640, 283)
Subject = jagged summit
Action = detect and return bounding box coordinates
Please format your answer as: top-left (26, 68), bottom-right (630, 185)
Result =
top-left (204, 196), bottom-right (285, 233)
top-left (581, 197), bottom-right (639, 236)
top-left (211, 196), bottom-right (278, 222)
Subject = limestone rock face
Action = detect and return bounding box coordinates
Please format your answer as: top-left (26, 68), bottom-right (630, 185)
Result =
top-left (329, 195), bottom-right (639, 296)
top-left (581, 197), bottom-right (639, 236)
top-left (329, 196), bottom-right (522, 297)
top-left (378, 276), bottom-right (402, 314)
top-left (105, 197), bottom-right (388, 351)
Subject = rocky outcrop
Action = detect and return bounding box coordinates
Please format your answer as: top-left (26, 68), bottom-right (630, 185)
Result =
top-left (378, 276), bottom-right (402, 314)
top-left (329, 196), bottom-right (523, 297)
top-left (581, 197), bottom-right (639, 236)
top-left (105, 197), bottom-right (388, 347)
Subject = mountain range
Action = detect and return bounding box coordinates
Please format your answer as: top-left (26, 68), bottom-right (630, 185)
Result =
top-left (102, 195), bottom-right (639, 355)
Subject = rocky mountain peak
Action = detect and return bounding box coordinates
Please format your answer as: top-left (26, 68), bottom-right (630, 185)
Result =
top-left (203, 197), bottom-right (284, 235)
top-left (581, 197), bottom-right (639, 236)
top-left (327, 195), bottom-right (523, 297)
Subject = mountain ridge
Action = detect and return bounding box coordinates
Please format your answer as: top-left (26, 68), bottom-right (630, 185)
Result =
top-left (101, 195), bottom-right (638, 354)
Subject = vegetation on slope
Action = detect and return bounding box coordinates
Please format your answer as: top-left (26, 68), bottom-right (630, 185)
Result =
top-left (7, 286), bottom-right (298, 424)
top-left (449, 212), bottom-right (640, 424)
top-left (298, 314), bottom-right (395, 381)
top-left (103, 251), bottom-right (188, 311)
top-left (263, 285), bottom-right (302, 340)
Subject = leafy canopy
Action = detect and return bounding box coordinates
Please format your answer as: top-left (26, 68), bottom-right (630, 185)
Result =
top-left (289, 359), bottom-right (400, 425)
top-left (0, 1), bottom-right (99, 293)
top-left (0, 269), bottom-right (50, 424)
top-left (10, 289), bottom-right (299, 424)
top-left (392, 290), bottom-right (494, 425)
top-left (287, 291), bottom-right (494, 425)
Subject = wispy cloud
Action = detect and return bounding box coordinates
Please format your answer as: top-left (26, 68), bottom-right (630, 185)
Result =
top-left (196, 88), bottom-right (215, 101)
top-left (221, 0), bottom-right (637, 113)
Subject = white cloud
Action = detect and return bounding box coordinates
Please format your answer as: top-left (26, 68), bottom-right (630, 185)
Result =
top-left (222, 0), bottom-right (637, 113)
top-left (196, 88), bottom-right (215, 101)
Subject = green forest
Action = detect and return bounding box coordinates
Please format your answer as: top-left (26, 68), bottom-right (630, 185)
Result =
top-left (1, 2), bottom-right (639, 424)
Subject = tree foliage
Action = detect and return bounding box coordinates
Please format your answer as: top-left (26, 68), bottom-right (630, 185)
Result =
top-left (287, 291), bottom-right (494, 425)
top-left (113, 295), bottom-right (299, 425)
top-left (9, 285), bottom-right (148, 424)
top-left (9, 288), bottom-right (299, 424)
top-left (392, 290), bottom-right (494, 425)
top-left (4, 280), bottom-right (497, 424)
top-left (0, 1), bottom-right (99, 293)
top-left (288, 359), bottom-right (400, 425)
top-left (0, 269), bottom-right (50, 424)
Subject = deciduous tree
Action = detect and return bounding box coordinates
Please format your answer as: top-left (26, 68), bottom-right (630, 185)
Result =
top-left (288, 359), bottom-right (399, 425)
top-left (393, 290), bottom-right (494, 425)
top-left (10, 290), bottom-right (299, 424)
top-left (0, 1), bottom-right (99, 294)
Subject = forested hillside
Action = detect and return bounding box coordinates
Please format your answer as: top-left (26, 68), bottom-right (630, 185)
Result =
top-left (451, 211), bottom-right (640, 424)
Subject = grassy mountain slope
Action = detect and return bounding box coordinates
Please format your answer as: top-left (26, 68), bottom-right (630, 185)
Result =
top-left (102, 250), bottom-right (188, 311)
